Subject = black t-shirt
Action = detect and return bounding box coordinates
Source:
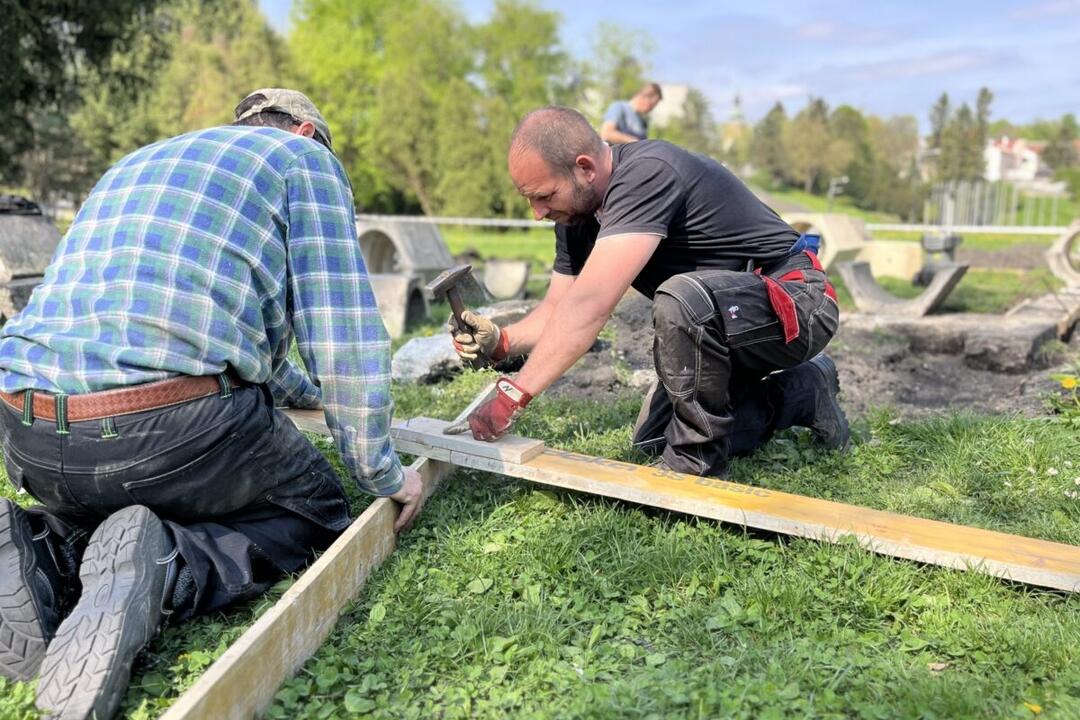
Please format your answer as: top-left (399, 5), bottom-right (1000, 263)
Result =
top-left (553, 140), bottom-right (798, 298)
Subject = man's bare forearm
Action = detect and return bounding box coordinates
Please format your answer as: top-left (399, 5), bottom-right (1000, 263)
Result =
top-left (503, 299), bottom-right (557, 355)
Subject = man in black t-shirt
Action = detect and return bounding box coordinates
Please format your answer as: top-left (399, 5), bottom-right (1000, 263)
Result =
top-left (449, 106), bottom-right (848, 477)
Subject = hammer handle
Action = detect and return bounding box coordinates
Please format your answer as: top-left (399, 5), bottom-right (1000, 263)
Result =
top-left (446, 288), bottom-right (468, 326)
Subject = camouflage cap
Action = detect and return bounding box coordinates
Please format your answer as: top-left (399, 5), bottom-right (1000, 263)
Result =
top-left (234, 88), bottom-right (332, 150)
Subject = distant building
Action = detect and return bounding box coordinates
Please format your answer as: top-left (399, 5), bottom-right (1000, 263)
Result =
top-left (720, 94), bottom-right (749, 155)
top-left (984, 136), bottom-right (1069, 195)
top-left (984, 137), bottom-right (1045, 183)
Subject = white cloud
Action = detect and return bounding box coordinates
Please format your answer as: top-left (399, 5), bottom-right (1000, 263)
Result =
top-left (805, 49), bottom-right (1006, 86)
top-left (1011, 0), bottom-right (1080, 19)
top-left (794, 19), bottom-right (897, 45)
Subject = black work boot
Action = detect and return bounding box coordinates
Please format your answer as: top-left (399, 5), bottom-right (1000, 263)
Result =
top-left (0, 499), bottom-right (76, 682)
top-left (35, 505), bottom-right (173, 720)
top-left (768, 354), bottom-right (850, 451)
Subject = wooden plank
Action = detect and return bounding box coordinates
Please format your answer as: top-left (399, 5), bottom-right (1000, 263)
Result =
top-left (392, 416), bottom-right (545, 463)
top-left (391, 418), bottom-right (1080, 593)
top-left (165, 391), bottom-right (494, 720)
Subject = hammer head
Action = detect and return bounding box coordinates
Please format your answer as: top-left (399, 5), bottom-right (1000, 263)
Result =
top-left (425, 264), bottom-right (474, 298)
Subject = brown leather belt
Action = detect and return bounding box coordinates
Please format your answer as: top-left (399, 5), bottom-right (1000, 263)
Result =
top-left (0, 373), bottom-right (242, 424)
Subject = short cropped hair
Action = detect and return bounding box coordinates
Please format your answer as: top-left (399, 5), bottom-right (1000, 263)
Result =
top-left (509, 106), bottom-right (606, 176)
top-left (638, 82), bottom-right (663, 100)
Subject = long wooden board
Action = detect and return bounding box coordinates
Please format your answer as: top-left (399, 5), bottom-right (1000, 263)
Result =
top-left (391, 417), bottom-right (1080, 593)
top-left (164, 389), bottom-right (495, 720)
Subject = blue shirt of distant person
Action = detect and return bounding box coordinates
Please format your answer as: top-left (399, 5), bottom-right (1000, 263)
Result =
top-left (600, 82), bottom-right (663, 144)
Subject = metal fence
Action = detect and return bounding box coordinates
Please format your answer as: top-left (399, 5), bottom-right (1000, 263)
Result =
top-left (922, 181), bottom-right (1066, 227)
top-left (357, 213), bottom-right (1068, 236)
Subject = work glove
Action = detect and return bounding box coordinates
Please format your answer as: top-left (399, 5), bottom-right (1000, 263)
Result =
top-left (448, 310), bottom-right (510, 363)
top-left (466, 376), bottom-right (532, 441)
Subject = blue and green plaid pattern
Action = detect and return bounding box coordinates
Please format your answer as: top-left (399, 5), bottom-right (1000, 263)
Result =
top-left (0, 126), bottom-right (403, 495)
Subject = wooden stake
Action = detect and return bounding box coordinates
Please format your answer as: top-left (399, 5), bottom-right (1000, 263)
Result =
top-left (389, 417), bottom-right (1080, 593)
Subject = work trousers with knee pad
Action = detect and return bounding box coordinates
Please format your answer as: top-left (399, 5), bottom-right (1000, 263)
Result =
top-left (0, 383), bottom-right (350, 622)
top-left (632, 251), bottom-right (839, 476)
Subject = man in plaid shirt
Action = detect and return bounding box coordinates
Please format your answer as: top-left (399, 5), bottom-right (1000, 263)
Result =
top-left (0, 89), bottom-right (421, 719)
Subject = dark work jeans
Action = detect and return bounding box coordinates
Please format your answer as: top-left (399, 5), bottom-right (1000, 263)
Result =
top-left (633, 252), bottom-right (839, 476)
top-left (0, 382), bottom-right (350, 621)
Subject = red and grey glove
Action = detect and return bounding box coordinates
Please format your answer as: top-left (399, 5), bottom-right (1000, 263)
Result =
top-left (468, 377), bottom-right (532, 441)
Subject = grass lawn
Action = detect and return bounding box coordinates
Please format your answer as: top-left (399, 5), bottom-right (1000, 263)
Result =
top-left (757, 187), bottom-right (903, 224)
top-left (6, 366), bottom-right (1080, 718)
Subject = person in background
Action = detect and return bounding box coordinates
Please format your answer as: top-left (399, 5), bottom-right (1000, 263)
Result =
top-left (600, 82), bottom-right (663, 144)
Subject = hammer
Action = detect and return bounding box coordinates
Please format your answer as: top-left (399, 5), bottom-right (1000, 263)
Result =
top-left (426, 264), bottom-right (484, 369)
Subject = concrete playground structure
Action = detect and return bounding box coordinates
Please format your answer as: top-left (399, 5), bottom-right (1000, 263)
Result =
top-left (357, 217), bottom-right (457, 337)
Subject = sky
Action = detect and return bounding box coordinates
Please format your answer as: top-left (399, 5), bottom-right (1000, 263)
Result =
top-left (258, 0), bottom-right (1079, 130)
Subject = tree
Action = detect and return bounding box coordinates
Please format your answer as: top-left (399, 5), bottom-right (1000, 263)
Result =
top-left (929, 93), bottom-right (950, 150)
top-left (374, 1), bottom-right (472, 215)
top-left (70, 0), bottom-right (289, 183)
top-left (784, 99), bottom-right (852, 193)
top-left (586, 22), bottom-right (654, 112)
top-left (0, 0), bottom-right (170, 182)
top-left (652, 87), bottom-right (718, 157)
top-left (938, 103), bottom-right (984, 181)
top-left (433, 78), bottom-right (498, 216)
top-left (1043, 113), bottom-right (1079, 170)
top-left (476, 0), bottom-right (578, 217)
top-left (829, 105), bottom-right (873, 204)
top-left (975, 87), bottom-right (993, 148)
top-left (750, 102), bottom-right (788, 184)
top-left (290, 0), bottom-right (399, 208)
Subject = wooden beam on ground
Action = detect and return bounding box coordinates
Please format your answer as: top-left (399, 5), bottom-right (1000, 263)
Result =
top-left (163, 389), bottom-right (495, 720)
top-left (390, 417), bottom-right (1080, 593)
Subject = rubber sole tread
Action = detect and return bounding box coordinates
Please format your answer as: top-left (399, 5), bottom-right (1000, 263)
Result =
top-left (0, 499), bottom-right (52, 681)
top-left (35, 505), bottom-right (169, 720)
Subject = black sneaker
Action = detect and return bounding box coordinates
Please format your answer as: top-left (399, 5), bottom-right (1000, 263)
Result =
top-left (0, 499), bottom-right (71, 682)
top-left (35, 505), bottom-right (172, 720)
top-left (806, 354), bottom-right (850, 451)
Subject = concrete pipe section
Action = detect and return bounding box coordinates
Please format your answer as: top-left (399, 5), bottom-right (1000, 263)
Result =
top-left (0, 196), bottom-right (62, 321)
top-left (837, 261), bottom-right (968, 317)
top-left (357, 218), bottom-right (459, 337)
top-left (1046, 219), bottom-right (1080, 287)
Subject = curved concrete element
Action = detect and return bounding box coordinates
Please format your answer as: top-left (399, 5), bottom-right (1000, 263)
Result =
top-left (1046, 219), bottom-right (1080, 286)
top-left (837, 261), bottom-right (968, 317)
top-left (357, 219), bottom-right (454, 284)
top-left (368, 273), bottom-right (429, 338)
top-left (782, 213), bottom-right (870, 270)
top-left (0, 202), bottom-right (62, 319)
top-left (482, 260), bottom-right (530, 300)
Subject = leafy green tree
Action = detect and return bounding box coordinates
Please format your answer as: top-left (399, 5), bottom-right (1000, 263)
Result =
top-left (290, 0), bottom-right (398, 208)
top-left (784, 99), bottom-right (852, 193)
top-left (1043, 113), bottom-right (1079, 170)
top-left (476, 0), bottom-right (578, 217)
top-left (829, 105), bottom-right (873, 204)
top-left (72, 0), bottom-right (288, 183)
top-left (750, 102), bottom-right (788, 184)
top-left (652, 87), bottom-right (718, 157)
top-left (975, 87), bottom-right (993, 148)
top-left (374, 1), bottom-right (471, 215)
top-left (929, 92), bottom-right (950, 150)
top-left (586, 22), bottom-right (654, 111)
top-left (939, 103), bottom-right (984, 181)
top-left (433, 78), bottom-right (498, 216)
top-left (0, 0), bottom-right (170, 181)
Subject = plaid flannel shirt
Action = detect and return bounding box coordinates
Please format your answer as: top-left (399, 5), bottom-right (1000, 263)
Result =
top-left (0, 126), bottom-right (404, 495)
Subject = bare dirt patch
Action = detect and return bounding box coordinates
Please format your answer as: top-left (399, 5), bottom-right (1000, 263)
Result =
top-left (550, 291), bottom-right (1077, 421)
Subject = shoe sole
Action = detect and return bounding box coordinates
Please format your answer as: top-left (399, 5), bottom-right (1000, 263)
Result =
top-left (811, 356), bottom-right (851, 452)
top-left (35, 505), bottom-right (168, 720)
top-left (0, 498), bottom-right (52, 682)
